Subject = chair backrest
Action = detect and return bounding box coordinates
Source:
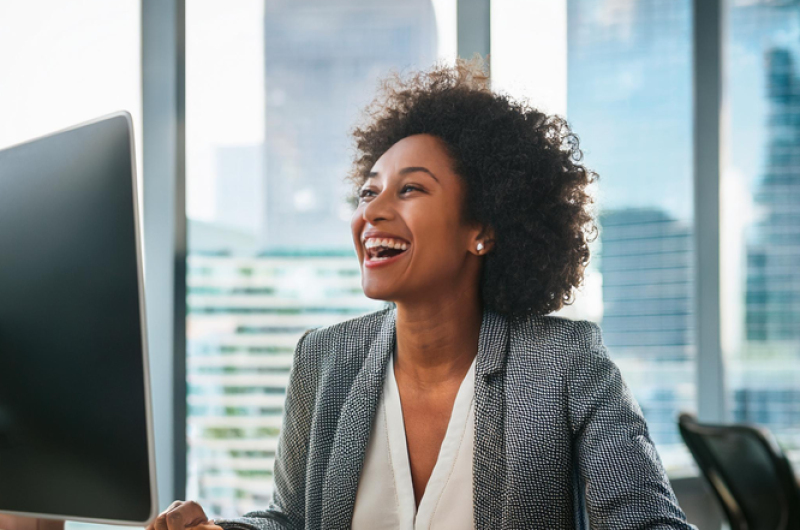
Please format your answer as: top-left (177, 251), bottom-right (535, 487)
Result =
top-left (678, 413), bottom-right (800, 530)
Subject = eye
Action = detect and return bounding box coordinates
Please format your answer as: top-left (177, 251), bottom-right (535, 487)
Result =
top-left (358, 184), bottom-right (420, 201)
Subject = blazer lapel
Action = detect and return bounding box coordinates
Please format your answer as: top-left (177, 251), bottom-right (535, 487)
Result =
top-left (318, 306), bottom-right (509, 529)
top-left (473, 308), bottom-right (510, 529)
top-left (320, 307), bottom-right (395, 530)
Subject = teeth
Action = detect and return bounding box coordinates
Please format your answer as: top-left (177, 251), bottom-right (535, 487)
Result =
top-left (364, 238), bottom-right (409, 251)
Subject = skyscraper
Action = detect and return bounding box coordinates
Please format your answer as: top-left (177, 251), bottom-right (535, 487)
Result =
top-left (261, 0), bottom-right (438, 250)
top-left (745, 48), bottom-right (800, 343)
top-left (733, 47), bottom-right (800, 439)
top-left (727, 1), bottom-right (800, 453)
top-left (597, 208), bottom-right (694, 447)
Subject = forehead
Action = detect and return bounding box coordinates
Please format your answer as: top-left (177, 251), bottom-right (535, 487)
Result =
top-left (368, 134), bottom-right (453, 176)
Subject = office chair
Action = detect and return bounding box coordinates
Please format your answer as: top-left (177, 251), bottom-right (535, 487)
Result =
top-left (678, 412), bottom-right (800, 530)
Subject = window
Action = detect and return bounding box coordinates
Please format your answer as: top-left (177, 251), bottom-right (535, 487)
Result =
top-left (185, 0), bottom-right (456, 516)
top-left (724, 0), bottom-right (800, 465)
top-left (566, 0), bottom-right (697, 476)
top-left (180, 0), bottom-right (800, 514)
top-left (0, 1), bottom-right (143, 215)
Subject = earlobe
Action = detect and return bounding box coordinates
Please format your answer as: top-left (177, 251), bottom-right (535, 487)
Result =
top-left (477, 227), bottom-right (495, 254)
top-left (474, 239), bottom-right (495, 255)
top-left (470, 224), bottom-right (495, 255)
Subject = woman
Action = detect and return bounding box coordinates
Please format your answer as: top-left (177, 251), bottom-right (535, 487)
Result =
top-left (150, 56), bottom-right (696, 530)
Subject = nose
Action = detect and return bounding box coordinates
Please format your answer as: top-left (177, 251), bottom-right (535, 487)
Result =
top-left (362, 187), bottom-right (395, 224)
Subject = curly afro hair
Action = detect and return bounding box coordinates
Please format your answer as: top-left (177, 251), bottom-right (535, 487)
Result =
top-left (345, 54), bottom-right (599, 319)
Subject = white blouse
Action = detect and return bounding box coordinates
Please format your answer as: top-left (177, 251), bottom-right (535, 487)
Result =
top-left (351, 349), bottom-right (477, 530)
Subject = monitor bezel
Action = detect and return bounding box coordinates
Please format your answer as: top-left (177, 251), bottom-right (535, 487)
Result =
top-left (0, 111), bottom-right (160, 527)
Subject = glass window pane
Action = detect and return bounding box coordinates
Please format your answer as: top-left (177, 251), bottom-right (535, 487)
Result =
top-left (566, 0), bottom-right (697, 476)
top-left (185, 0), bottom-right (455, 515)
top-left (0, 1), bottom-right (143, 206)
top-left (492, 0), bottom-right (605, 324)
top-left (491, 0), bottom-right (568, 117)
top-left (724, 0), bottom-right (800, 468)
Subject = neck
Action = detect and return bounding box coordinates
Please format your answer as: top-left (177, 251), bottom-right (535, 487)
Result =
top-left (393, 285), bottom-right (483, 388)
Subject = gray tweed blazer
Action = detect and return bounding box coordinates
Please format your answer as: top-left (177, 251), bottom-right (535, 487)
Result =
top-left (214, 306), bottom-right (696, 530)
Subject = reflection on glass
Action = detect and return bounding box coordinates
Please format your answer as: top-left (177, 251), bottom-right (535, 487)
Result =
top-left (185, 0), bottom-right (454, 515)
top-left (567, 0), bottom-right (697, 475)
top-left (725, 0), bottom-right (800, 466)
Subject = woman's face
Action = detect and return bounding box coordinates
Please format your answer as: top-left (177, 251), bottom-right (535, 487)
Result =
top-left (351, 133), bottom-right (486, 305)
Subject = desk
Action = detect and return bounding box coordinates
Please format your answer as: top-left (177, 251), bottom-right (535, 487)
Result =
top-left (0, 515), bottom-right (64, 530)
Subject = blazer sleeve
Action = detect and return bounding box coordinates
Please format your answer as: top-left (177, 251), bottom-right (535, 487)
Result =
top-left (214, 327), bottom-right (319, 530)
top-left (567, 320), bottom-right (697, 530)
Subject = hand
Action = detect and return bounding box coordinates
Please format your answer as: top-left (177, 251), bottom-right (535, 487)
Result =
top-left (145, 501), bottom-right (220, 530)
top-left (0, 515), bottom-right (64, 530)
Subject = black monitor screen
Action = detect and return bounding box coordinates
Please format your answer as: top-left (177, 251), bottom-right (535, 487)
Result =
top-left (0, 114), bottom-right (155, 523)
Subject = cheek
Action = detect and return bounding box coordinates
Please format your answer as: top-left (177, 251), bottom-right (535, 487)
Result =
top-left (409, 217), bottom-right (462, 262)
top-left (350, 208), bottom-right (371, 262)
top-left (350, 208), bottom-right (364, 239)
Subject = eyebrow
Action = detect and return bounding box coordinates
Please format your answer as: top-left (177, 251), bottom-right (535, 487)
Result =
top-left (366, 166), bottom-right (440, 183)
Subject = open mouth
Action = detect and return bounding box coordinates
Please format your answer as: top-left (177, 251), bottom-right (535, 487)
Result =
top-left (368, 247), bottom-right (407, 261)
top-left (364, 239), bottom-right (410, 262)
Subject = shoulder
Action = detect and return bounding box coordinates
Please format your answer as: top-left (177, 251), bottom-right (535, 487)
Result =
top-left (299, 305), bottom-right (392, 350)
top-left (507, 316), bottom-right (632, 418)
top-left (292, 305), bottom-right (393, 373)
top-left (509, 313), bottom-right (605, 358)
top-left (500, 313), bottom-right (610, 387)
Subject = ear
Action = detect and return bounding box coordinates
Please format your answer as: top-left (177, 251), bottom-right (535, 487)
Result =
top-left (469, 225), bottom-right (496, 256)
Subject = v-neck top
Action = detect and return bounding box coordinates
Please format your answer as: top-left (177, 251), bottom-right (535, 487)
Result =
top-left (351, 349), bottom-right (477, 530)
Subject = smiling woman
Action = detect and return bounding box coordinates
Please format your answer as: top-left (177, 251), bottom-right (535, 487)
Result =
top-left (346, 55), bottom-right (597, 318)
top-left (351, 134), bottom-right (492, 312)
top-left (155, 55), bottom-right (697, 530)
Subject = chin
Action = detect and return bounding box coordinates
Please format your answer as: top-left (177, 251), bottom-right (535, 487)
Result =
top-left (362, 289), bottom-right (392, 302)
top-left (361, 283), bottom-right (395, 303)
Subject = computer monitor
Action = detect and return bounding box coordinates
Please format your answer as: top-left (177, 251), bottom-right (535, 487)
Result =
top-left (0, 112), bottom-right (158, 525)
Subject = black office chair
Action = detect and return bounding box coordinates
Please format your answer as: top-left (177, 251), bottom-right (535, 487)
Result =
top-left (678, 412), bottom-right (800, 530)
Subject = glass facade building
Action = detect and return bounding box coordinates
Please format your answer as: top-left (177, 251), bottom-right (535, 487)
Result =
top-left (185, 252), bottom-right (384, 513)
top-left (727, 0), bottom-right (800, 455)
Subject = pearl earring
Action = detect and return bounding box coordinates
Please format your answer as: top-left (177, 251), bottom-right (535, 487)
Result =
top-left (477, 242), bottom-right (484, 252)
